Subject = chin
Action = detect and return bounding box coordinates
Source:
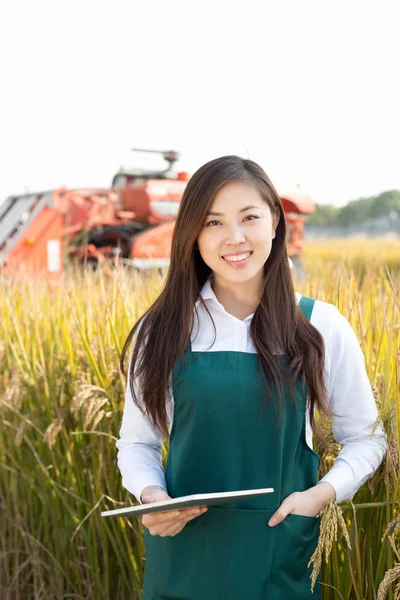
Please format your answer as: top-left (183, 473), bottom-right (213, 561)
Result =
top-left (217, 267), bottom-right (263, 285)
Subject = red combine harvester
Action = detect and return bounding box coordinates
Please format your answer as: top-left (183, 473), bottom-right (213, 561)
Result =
top-left (0, 150), bottom-right (315, 280)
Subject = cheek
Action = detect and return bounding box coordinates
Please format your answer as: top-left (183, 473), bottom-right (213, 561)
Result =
top-left (197, 230), bottom-right (220, 254)
top-left (254, 223), bottom-right (275, 244)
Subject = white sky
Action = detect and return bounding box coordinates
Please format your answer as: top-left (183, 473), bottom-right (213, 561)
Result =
top-left (0, 0), bottom-right (399, 207)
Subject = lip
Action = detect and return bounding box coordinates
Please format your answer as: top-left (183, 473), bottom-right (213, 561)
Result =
top-left (222, 251), bottom-right (253, 258)
top-left (222, 251), bottom-right (253, 268)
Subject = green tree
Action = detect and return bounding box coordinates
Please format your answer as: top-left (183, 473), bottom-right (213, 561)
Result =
top-left (336, 196), bottom-right (375, 228)
top-left (368, 190), bottom-right (400, 219)
top-left (307, 190), bottom-right (400, 228)
top-left (307, 204), bottom-right (340, 227)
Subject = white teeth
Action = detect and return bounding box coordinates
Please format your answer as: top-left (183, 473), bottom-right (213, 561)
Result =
top-left (223, 252), bottom-right (251, 262)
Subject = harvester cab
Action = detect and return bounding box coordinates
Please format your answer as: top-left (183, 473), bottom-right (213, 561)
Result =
top-left (111, 148), bottom-right (189, 270)
top-left (112, 148), bottom-right (188, 221)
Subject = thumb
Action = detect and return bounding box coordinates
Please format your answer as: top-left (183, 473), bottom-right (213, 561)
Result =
top-left (268, 497), bottom-right (294, 527)
top-left (141, 490), bottom-right (170, 504)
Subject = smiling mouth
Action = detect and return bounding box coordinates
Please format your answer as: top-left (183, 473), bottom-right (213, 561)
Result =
top-left (222, 251), bottom-right (253, 263)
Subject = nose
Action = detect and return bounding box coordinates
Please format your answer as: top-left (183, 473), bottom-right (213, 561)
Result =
top-left (225, 223), bottom-right (246, 245)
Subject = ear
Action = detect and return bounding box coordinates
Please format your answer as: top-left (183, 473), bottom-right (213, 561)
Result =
top-left (271, 208), bottom-right (280, 239)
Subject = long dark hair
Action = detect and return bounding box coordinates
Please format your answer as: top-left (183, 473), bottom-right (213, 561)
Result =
top-left (120, 155), bottom-right (332, 439)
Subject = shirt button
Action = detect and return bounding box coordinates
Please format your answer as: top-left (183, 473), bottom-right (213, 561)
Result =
top-left (239, 335), bottom-right (247, 351)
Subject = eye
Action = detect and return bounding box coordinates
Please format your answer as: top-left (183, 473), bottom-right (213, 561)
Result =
top-left (205, 219), bottom-right (221, 227)
top-left (244, 214), bottom-right (259, 221)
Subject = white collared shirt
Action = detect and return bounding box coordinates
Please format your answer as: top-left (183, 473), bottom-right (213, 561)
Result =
top-left (116, 278), bottom-right (386, 505)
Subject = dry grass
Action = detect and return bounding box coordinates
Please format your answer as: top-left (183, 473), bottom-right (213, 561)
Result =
top-left (0, 240), bottom-right (399, 599)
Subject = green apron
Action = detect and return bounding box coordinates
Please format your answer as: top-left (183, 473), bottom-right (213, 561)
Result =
top-left (143, 296), bottom-right (321, 599)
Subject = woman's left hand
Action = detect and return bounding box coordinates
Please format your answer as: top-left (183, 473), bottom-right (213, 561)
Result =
top-left (268, 482), bottom-right (336, 527)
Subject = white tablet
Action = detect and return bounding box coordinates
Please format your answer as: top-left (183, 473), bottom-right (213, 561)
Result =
top-left (101, 487), bottom-right (274, 517)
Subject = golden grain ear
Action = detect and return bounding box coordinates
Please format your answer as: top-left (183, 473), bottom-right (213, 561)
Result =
top-left (377, 564), bottom-right (400, 600)
top-left (307, 499), bottom-right (351, 593)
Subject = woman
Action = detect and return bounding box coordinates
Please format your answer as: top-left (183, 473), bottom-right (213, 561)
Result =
top-left (116, 156), bottom-right (386, 600)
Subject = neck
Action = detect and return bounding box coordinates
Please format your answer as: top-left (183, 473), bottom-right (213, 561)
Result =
top-left (211, 273), bottom-right (263, 319)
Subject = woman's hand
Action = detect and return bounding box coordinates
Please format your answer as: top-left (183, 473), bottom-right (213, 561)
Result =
top-left (140, 485), bottom-right (208, 537)
top-left (268, 482), bottom-right (336, 527)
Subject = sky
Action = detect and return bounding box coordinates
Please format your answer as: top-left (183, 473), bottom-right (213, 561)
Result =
top-left (0, 0), bottom-right (399, 208)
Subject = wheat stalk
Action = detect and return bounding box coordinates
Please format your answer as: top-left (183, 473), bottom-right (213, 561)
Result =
top-left (377, 563), bottom-right (400, 600)
top-left (308, 499), bottom-right (351, 592)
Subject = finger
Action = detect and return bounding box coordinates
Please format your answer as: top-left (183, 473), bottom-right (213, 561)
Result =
top-left (164, 507), bottom-right (204, 521)
top-left (182, 512), bottom-right (203, 525)
top-left (159, 521), bottom-right (186, 537)
top-left (149, 519), bottom-right (186, 537)
top-left (181, 508), bottom-right (207, 524)
top-left (143, 507), bottom-right (204, 529)
top-left (147, 508), bottom-right (208, 536)
top-left (180, 505), bottom-right (208, 515)
top-left (268, 512), bottom-right (283, 527)
top-left (150, 503), bottom-right (206, 520)
top-left (268, 502), bottom-right (293, 527)
top-left (141, 493), bottom-right (170, 504)
top-left (169, 508), bottom-right (205, 526)
top-left (176, 506), bottom-right (208, 518)
top-left (180, 505), bottom-right (208, 514)
top-left (157, 508), bottom-right (207, 537)
top-left (142, 509), bottom-right (181, 529)
top-left (150, 508), bottom-right (186, 521)
top-left (156, 507), bottom-right (206, 533)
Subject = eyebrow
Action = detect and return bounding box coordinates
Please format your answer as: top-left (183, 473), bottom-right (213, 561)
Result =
top-left (206, 204), bottom-right (260, 216)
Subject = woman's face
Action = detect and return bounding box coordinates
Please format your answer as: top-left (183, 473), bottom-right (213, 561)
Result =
top-left (197, 182), bottom-right (279, 287)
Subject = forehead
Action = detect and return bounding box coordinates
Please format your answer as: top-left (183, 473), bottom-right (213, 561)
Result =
top-left (211, 182), bottom-right (266, 209)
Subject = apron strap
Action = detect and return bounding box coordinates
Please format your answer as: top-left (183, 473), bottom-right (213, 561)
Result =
top-left (298, 295), bottom-right (315, 321)
top-left (187, 295), bottom-right (316, 353)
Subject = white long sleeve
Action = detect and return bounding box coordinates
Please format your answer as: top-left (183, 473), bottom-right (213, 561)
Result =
top-left (317, 306), bottom-right (386, 503)
top-left (116, 280), bottom-right (386, 504)
top-left (116, 346), bottom-right (172, 503)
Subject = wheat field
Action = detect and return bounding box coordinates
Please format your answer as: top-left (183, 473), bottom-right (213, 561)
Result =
top-left (0, 239), bottom-right (399, 600)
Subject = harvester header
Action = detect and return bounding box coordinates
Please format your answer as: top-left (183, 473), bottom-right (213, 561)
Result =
top-left (0, 150), bottom-right (315, 279)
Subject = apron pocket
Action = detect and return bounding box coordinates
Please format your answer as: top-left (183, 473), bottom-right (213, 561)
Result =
top-left (271, 513), bottom-right (320, 598)
top-left (143, 506), bottom-right (278, 600)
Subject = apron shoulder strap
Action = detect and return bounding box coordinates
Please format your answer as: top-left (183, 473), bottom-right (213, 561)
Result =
top-left (298, 295), bottom-right (315, 321)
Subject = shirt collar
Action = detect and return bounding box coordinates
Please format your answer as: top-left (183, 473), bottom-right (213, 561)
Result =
top-left (195, 276), bottom-right (301, 313)
top-left (196, 276), bottom-right (215, 305)
top-left (195, 277), bottom-right (255, 322)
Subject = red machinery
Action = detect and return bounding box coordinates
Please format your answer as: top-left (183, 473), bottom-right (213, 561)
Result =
top-left (0, 150), bottom-right (315, 280)
top-left (279, 185), bottom-right (315, 258)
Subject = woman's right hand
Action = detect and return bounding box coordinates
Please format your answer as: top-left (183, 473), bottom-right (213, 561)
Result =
top-left (140, 485), bottom-right (208, 537)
